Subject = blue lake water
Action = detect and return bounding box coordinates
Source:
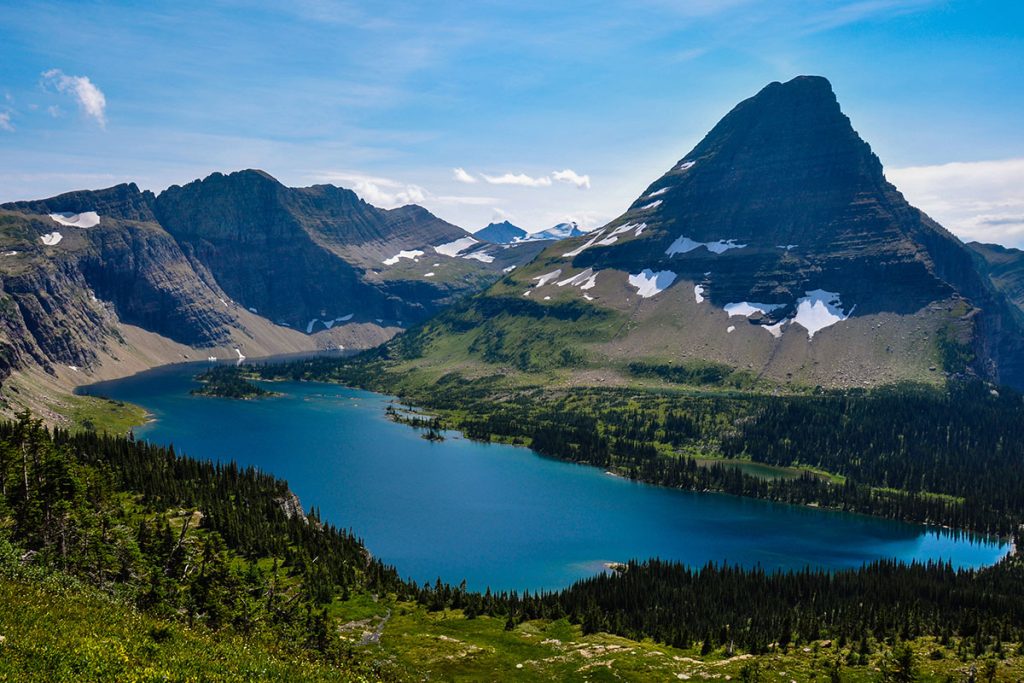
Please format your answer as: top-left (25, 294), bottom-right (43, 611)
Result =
top-left (82, 362), bottom-right (1009, 592)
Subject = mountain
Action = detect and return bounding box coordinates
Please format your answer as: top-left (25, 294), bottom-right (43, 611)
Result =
top-left (475, 220), bottom-right (527, 244)
top-left (389, 76), bottom-right (1024, 390)
top-left (0, 172), bottom-right (541, 419)
top-left (967, 242), bottom-right (1024, 316)
top-left (526, 221), bottom-right (586, 241)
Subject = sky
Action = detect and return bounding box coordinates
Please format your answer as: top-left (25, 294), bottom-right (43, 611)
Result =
top-left (1, 0), bottom-right (1023, 243)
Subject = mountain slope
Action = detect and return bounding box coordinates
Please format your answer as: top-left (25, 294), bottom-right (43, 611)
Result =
top-left (968, 241), bottom-right (1024, 315)
top-left (154, 170), bottom-right (543, 332)
top-left (0, 173), bottom-right (541, 422)
top-left (388, 76), bottom-right (1024, 390)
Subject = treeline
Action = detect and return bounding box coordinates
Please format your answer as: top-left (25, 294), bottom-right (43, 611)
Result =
top-left (415, 557), bottom-right (1024, 658)
top-left (0, 412), bottom-right (404, 663)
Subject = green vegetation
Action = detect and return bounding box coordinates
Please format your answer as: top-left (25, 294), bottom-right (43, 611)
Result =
top-left (239, 355), bottom-right (1024, 537)
top-left (627, 359), bottom-right (764, 390)
top-left (398, 294), bottom-right (620, 372)
top-left (4, 404), bottom-right (1024, 680)
top-left (58, 393), bottom-right (148, 434)
top-left (192, 365), bottom-right (281, 399)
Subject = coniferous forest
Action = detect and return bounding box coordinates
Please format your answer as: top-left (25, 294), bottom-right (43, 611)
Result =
top-left (3, 407), bottom-right (1024, 668)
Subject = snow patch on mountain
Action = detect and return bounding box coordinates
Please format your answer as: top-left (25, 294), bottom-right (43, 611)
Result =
top-left (434, 237), bottom-right (478, 257)
top-left (646, 187), bottom-right (670, 198)
top-left (382, 249), bottom-right (424, 265)
top-left (40, 231), bottom-right (63, 246)
top-left (534, 269), bottom-right (563, 287)
top-left (628, 269), bottom-right (676, 298)
top-left (792, 290), bottom-right (852, 338)
top-left (562, 229), bottom-right (606, 258)
top-left (724, 302), bottom-right (784, 318)
top-left (694, 285), bottom-right (706, 303)
top-left (463, 251), bottom-right (495, 263)
top-left (49, 211), bottom-right (100, 228)
top-left (666, 236), bottom-right (746, 256)
top-left (557, 268), bottom-right (596, 287)
top-left (639, 200), bottom-right (663, 211)
top-left (598, 223), bottom-right (641, 246)
top-left (676, 161), bottom-right (696, 171)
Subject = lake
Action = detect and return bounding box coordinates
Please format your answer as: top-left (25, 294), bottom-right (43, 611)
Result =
top-left (81, 361), bottom-right (1009, 592)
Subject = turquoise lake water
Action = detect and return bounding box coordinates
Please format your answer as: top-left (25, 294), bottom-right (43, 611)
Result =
top-left (82, 362), bottom-right (1009, 592)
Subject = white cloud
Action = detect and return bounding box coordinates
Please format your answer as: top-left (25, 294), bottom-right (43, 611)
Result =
top-left (0, 112), bottom-right (13, 132)
top-left (452, 167), bottom-right (477, 184)
top-left (888, 158), bottom-right (1024, 247)
top-left (480, 172), bottom-right (553, 187)
top-left (312, 171), bottom-right (495, 209)
top-left (474, 168), bottom-right (592, 189)
top-left (42, 69), bottom-right (107, 127)
top-left (552, 168), bottom-right (591, 189)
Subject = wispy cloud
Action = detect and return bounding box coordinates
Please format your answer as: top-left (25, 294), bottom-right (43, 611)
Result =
top-left (312, 171), bottom-right (495, 209)
top-left (476, 168), bottom-right (592, 189)
top-left (452, 167), bottom-right (477, 184)
top-left (552, 168), bottom-right (591, 189)
top-left (799, 0), bottom-right (939, 34)
top-left (888, 158), bottom-right (1024, 247)
top-left (41, 69), bottom-right (107, 127)
top-left (480, 172), bottom-right (553, 187)
top-left (0, 112), bottom-right (13, 132)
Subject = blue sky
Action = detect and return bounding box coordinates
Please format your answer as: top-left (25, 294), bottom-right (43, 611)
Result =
top-left (1, 0), bottom-right (1023, 243)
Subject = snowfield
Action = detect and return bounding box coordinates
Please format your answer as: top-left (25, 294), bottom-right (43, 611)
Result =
top-left (382, 249), bottom-right (424, 265)
top-left (562, 229), bottom-right (606, 258)
top-left (724, 302), bottom-right (783, 318)
top-left (49, 211), bottom-right (100, 228)
top-left (628, 269), bottom-right (677, 298)
top-left (433, 237), bottom-right (478, 257)
top-left (533, 269), bottom-right (563, 287)
top-left (666, 236), bottom-right (746, 256)
top-left (792, 289), bottom-right (852, 338)
top-left (463, 251), bottom-right (495, 263)
top-left (40, 232), bottom-right (63, 246)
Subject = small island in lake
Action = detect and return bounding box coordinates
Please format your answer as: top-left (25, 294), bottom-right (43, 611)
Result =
top-left (191, 366), bottom-right (281, 399)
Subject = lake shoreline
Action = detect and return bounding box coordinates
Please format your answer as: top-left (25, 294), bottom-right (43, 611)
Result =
top-left (77, 360), bottom-right (1011, 593)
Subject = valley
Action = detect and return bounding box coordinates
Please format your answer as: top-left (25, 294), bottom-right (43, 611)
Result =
top-left (3, 71), bottom-right (1024, 682)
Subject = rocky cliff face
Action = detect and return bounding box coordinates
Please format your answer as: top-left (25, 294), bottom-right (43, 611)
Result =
top-left (0, 202), bottom-right (241, 384)
top-left (153, 170), bottom-right (540, 332)
top-left (402, 76), bottom-right (1024, 390)
top-left (0, 172), bottom-right (541, 388)
top-left (968, 242), bottom-right (1024, 315)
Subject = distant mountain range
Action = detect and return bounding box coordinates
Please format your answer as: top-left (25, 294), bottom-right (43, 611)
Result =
top-left (475, 221), bottom-right (527, 244)
top-left (0, 170), bottom-right (544, 396)
top-left (5, 74), bottom-right (1024, 418)
top-left (475, 220), bottom-right (588, 245)
top-left (389, 76), bottom-right (1024, 391)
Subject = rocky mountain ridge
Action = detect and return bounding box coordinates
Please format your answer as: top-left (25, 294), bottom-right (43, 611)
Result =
top-left (391, 76), bottom-right (1024, 390)
top-left (0, 172), bottom-right (540, 408)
